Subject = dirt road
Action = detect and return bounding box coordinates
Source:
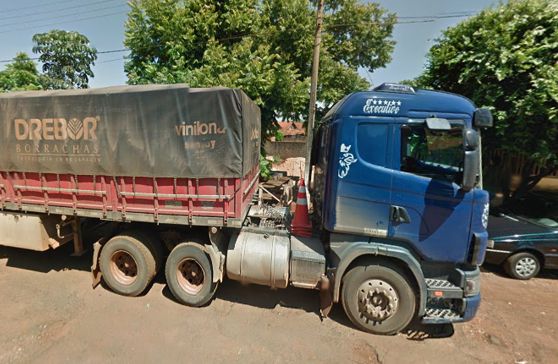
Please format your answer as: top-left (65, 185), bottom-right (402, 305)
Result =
top-left (1, 245), bottom-right (557, 364)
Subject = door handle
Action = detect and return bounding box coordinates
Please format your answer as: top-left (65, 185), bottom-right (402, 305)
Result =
top-left (391, 205), bottom-right (411, 224)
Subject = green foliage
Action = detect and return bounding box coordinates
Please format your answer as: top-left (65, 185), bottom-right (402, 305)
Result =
top-left (259, 154), bottom-right (273, 180)
top-left (416, 0), bottom-right (558, 168)
top-left (275, 131), bottom-right (285, 142)
top-left (124, 0), bottom-right (396, 135)
top-left (0, 53), bottom-right (42, 92)
top-left (32, 30), bottom-right (98, 89)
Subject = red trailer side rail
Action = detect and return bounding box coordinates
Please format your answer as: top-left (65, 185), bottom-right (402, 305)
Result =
top-left (0, 166), bottom-right (259, 228)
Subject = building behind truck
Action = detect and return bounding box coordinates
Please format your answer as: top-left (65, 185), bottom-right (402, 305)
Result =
top-left (0, 83), bottom-right (492, 335)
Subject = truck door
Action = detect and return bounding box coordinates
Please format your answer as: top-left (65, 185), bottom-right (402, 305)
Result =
top-left (389, 122), bottom-right (474, 263)
top-left (325, 118), bottom-right (393, 237)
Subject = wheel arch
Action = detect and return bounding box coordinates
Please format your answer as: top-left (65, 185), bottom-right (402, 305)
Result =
top-left (332, 243), bottom-right (427, 316)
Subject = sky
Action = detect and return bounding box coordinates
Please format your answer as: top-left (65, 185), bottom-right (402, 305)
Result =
top-left (0, 0), bottom-right (498, 89)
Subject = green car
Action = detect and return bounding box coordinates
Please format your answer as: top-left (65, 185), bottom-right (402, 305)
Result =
top-left (485, 212), bottom-right (558, 279)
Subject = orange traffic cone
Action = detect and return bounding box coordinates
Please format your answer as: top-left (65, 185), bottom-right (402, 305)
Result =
top-left (291, 178), bottom-right (312, 237)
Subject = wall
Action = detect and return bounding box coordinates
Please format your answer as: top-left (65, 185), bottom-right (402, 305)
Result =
top-left (265, 139), bottom-right (307, 160)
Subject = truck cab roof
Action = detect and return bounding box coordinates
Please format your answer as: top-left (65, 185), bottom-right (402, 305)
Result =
top-left (324, 83), bottom-right (476, 126)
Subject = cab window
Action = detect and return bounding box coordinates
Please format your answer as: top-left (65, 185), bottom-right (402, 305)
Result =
top-left (400, 124), bottom-right (464, 184)
top-left (357, 123), bottom-right (389, 167)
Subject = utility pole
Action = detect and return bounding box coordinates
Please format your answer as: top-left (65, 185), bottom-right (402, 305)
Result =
top-left (304, 0), bottom-right (325, 184)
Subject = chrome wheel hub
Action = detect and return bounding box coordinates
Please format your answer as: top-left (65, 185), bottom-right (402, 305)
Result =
top-left (357, 279), bottom-right (399, 322)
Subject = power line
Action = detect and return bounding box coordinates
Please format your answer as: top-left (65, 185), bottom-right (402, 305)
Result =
top-left (0, 4), bottom-right (128, 31)
top-left (0, 9), bottom-right (128, 35)
top-left (0, 49), bottom-right (129, 64)
top-left (327, 19), bottom-right (435, 28)
top-left (0, 17), bottom-right (444, 64)
top-left (0, 0), bottom-right (124, 23)
top-left (97, 49), bottom-right (129, 55)
top-left (0, 0), bottom-right (82, 14)
top-left (0, 9), bottom-right (478, 64)
top-left (436, 10), bottom-right (478, 15)
top-left (327, 12), bottom-right (476, 28)
top-left (398, 13), bottom-right (474, 20)
top-left (97, 57), bottom-right (128, 64)
top-left (396, 20), bottom-right (435, 24)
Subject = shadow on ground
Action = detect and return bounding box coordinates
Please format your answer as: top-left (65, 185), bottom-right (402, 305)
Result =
top-left (0, 244), bottom-right (91, 273)
top-left (161, 277), bottom-right (322, 316)
top-left (326, 304), bottom-right (454, 340)
top-left (1, 245), bottom-right (462, 340)
top-left (163, 278), bottom-right (455, 340)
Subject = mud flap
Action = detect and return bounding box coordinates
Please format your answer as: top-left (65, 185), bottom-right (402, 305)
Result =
top-left (91, 239), bottom-right (105, 289)
top-left (319, 274), bottom-right (333, 319)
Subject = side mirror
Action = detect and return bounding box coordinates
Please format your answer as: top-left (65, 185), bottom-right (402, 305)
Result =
top-left (473, 108), bottom-right (493, 128)
top-left (462, 128), bottom-right (480, 192)
top-left (462, 149), bottom-right (480, 192)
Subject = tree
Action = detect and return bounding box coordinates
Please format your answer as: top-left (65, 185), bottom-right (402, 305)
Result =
top-left (124, 0), bottom-right (396, 136)
top-left (414, 0), bottom-right (558, 204)
top-left (0, 52), bottom-right (42, 92)
top-left (32, 30), bottom-right (98, 89)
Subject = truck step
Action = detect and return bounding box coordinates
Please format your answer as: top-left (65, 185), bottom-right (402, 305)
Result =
top-left (425, 307), bottom-right (461, 319)
top-left (423, 307), bottom-right (461, 324)
top-left (425, 278), bottom-right (459, 289)
top-left (425, 278), bottom-right (463, 299)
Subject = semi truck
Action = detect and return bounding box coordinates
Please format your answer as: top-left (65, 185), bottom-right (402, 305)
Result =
top-left (0, 83), bottom-right (492, 335)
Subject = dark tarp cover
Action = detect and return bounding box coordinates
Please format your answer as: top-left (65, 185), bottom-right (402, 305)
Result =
top-left (0, 85), bottom-right (261, 178)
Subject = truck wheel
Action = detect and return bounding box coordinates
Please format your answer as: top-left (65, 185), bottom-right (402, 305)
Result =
top-left (165, 243), bottom-right (217, 307)
top-left (341, 261), bottom-right (416, 335)
top-left (504, 252), bottom-right (540, 280)
top-left (99, 234), bottom-right (157, 297)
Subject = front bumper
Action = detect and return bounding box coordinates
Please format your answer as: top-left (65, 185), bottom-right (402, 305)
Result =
top-left (421, 293), bottom-right (481, 324)
top-left (421, 267), bottom-right (482, 324)
top-left (461, 294), bottom-right (481, 322)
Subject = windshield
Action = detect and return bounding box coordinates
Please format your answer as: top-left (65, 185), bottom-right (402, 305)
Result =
top-left (401, 124), bottom-right (464, 183)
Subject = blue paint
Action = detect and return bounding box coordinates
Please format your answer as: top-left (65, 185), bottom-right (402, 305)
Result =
top-left (461, 294), bottom-right (482, 322)
top-left (314, 86), bottom-right (489, 265)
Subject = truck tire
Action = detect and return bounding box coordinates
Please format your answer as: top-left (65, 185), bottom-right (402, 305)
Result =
top-left (341, 261), bottom-right (416, 335)
top-left (99, 233), bottom-right (157, 297)
top-left (504, 252), bottom-right (540, 280)
top-left (131, 230), bottom-right (165, 274)
top-left (165, 243), bottom-right (217, 307)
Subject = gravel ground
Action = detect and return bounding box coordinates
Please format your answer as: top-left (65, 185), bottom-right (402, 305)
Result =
top-left (0, 245), bottom-right (557, 364)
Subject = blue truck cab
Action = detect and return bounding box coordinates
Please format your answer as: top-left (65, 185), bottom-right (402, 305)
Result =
top-left (311, 83), bottom-right (492, 334)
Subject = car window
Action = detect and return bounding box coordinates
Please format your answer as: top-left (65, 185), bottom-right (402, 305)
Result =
top-left (531, 217), bottom-right (558, 228)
